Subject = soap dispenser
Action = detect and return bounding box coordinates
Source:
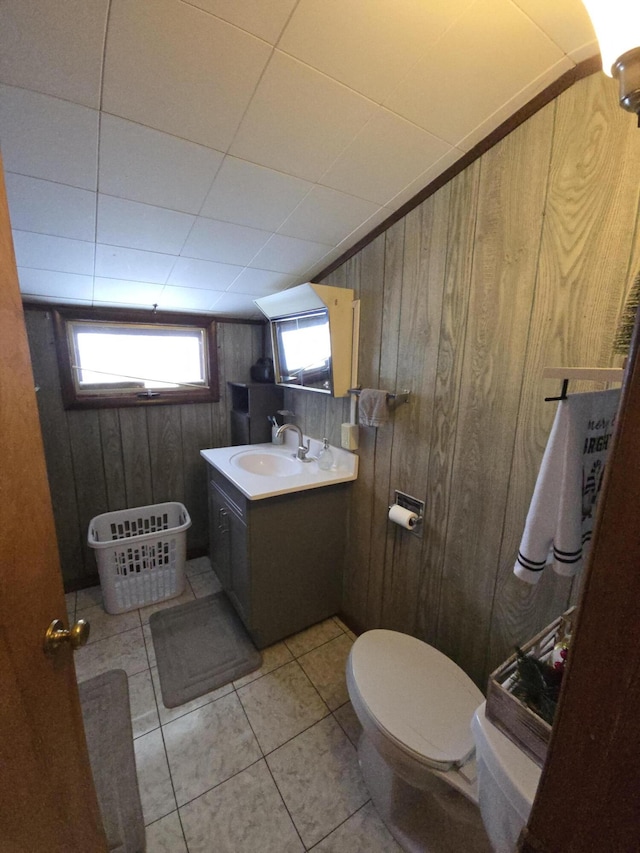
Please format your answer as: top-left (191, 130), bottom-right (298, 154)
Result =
top-left (317, 438), bottom-right (334, 471)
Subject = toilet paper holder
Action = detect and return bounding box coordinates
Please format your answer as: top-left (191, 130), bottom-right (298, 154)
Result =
top-left (389, 490), bottom-right (425, 538)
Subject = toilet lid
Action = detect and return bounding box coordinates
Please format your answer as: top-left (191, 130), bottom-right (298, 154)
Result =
top-left (350, 630), bottom-right (485, 771)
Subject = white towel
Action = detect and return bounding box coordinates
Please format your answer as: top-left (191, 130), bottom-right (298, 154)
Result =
top-left (359, 389), bottom-right (389, 427)
top-left (514, 388), bottom-right (620, 585)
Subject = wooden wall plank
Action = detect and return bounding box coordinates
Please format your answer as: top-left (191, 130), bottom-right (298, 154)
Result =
top-left (147, 405), bottom-right (185, 505)
top-left (382, 188), bottom-right (451, 635)
top-left (180, 403), bottom-right (213, 552)
top-left (415, 165), bottom-right (481, 646)
top-left (98, 409), bottom-right (126, 511)
top-left (368, 222), bottom-right (403, 630)
top-left (25, 310), bottom-right (83, 583)
top-left (67, 410), bottom-right (109, 579)
top-left (435, 109), bottom-right (554, 684)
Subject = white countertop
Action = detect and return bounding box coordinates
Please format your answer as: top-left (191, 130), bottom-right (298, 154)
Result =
top-left (200, 435), bottom-right (358, 500)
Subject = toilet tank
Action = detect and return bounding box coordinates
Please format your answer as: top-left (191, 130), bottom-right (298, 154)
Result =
top-left (471, 703), bottom-right (541, 852)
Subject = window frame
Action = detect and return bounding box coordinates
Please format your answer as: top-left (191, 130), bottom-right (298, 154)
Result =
top-left (53, 307), bottom-right (219, 409)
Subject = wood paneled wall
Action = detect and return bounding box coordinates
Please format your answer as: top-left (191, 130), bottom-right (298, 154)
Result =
top-left (286, 72), bottom-right (640, 687)
top-left (24, 311), bottom-right (262, 587)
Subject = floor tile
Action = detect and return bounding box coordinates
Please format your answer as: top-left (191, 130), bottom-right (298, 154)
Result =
top-left (128, 669), bottom-right (160, 739)
top-left (298, 633), bottom-right (353, 710)
top-left (144, 810), bottom-right (188, 853)
top-left (284, 618), bottom-right (344, 657)
top-left (150, 665), bottom-right (234, 726)
top-left (74, 626), bottom-right (148, 681)
top-left (76, 585), bottom-right (103, 611)
top-left (134, 728), bottom-right (177, 826)
top-left (232, 640), bottom-right (293, 689)
top-left (162, 692), bottom-right (262, 806)
top-left (180, 760), bottom-right (304, 853)
top-left (65, 590), bottom-right (76, 622)
top-left (188, 570), bottom-right (222, 598)
top-left (138, 586), bottom-right (195, 624)
top-left (143, 623), bottom-right (157, 667)
top-left (267, 715), bottom-right (369, 848)
top-left (332, 616), bottom-right (352, 634)
top-left (310, 801), bottom-right (402, 852)
top-left (333, 701), bottom-right (363, 747)
top-left (185, 556), bottom-right (213, 577)
top-left (82, 602), bottom-right (141, 644)
top-left (237, 660), bottom-right (328, 753)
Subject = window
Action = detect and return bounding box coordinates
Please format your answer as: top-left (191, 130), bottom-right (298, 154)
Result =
top-left (53, 308), bottom-right (219, 409)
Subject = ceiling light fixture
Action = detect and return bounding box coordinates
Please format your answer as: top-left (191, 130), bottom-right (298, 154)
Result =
top-left (581, 1), bottom-right (640, 123)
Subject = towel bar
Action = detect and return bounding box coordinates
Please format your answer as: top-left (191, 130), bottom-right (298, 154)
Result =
top-left (348, 388), bottom-right (411, 405)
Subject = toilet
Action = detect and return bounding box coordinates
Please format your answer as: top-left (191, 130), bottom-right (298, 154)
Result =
top-left (346, 629), bottom-right (541, 853)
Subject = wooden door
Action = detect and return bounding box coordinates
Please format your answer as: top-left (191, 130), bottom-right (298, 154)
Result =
top-left (0, 155), bottom-right (107, 851)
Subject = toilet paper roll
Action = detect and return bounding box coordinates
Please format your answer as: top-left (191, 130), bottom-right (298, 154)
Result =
top-left (388, 504), bottom-right (419, 530)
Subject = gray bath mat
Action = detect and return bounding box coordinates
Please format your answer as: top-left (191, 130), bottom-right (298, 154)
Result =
top-left (150, 592), bottom-right (262, 708)
top-left (78, 669), bottom-right (145, 853)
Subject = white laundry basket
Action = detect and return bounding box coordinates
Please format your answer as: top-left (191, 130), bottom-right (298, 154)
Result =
top-left (88, 502), bottom-right (191, 614)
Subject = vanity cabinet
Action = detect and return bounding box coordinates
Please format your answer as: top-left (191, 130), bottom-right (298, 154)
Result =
top-left (207, 464), bottom-right (347, 648)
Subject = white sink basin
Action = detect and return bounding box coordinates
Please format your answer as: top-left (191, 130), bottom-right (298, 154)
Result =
top-left (201, 440), bottom-right (358, 500)
top-left (230, 450), bottom-right (301, 477)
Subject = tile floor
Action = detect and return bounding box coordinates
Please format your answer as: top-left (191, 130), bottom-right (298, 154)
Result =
top-left (67, 556), bottom-right (402, 853)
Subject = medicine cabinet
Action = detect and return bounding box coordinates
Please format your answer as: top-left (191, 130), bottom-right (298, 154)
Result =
top-left (254, 283), bottom-right (356, 397)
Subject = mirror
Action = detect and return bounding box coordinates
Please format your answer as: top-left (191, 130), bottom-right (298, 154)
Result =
top-left (272, 309), bottom-right (332, 393)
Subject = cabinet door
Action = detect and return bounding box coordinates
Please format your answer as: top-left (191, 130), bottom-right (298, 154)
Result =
top-left (208, 484), bottom-right (232, 589)
top-left (226, 508), bottom-right (250, 625)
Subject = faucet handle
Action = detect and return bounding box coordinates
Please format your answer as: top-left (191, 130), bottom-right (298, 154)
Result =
top-left (298, 439), bottom-right (311, 461)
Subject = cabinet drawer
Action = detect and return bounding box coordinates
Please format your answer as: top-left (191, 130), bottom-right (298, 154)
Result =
top-left (208, 465), bottom-right (247, 520)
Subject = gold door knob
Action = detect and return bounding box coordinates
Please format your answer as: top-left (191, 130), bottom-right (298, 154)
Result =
top-left (43, 618), bottom-right (90, 656)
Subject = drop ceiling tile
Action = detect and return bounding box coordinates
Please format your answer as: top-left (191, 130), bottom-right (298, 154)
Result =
top-left (5, 174), bottom-right (96, 241)
top-left (278, 186), bottom-right (381, 245)
top-left (226, 268), bottom-right (298, 295)
top-left (102, 0), bottom-right (272, 150)
top-left (229, 52), bottom-right (376, 182)
top-left (93, 277), bottom-right (164, 307)
top-left (0, 0), bottom-right (109, 108)
top-left (99, 115), bottom-right (224, 214)
top-left (0, 86), bottom-right (98, 190)
top-left (167, 257), bottom-right (242, 290)
top-left (249, 233), bottom-right (331, 274)
top-left (320, 108), bottom-right (453, 206)
top-left (157, 284), bottom-right (221, 313)
top-left (181, 217), bottom-right (271, 265)
top-left (279, 0), bottom-right (475, 102)
top-left (513, 0), bottom-right (597, 58)
top-left (17, 267), bottom-right (94, 301)
top-left (97, 195), bottom-right (195, 255)
top-left (383, 0), bottom-right (565, 146)
top-left (95, 245), bottom-right (176, 284)
top-left (183, 0), bottom-right (298, 44)
top-left (304, 207), bottom-right (392, 278)
top-left (456, 56), bottom-right (573, 152)
top-left (200, 157), bottom-right (312, 230)
top-left (382, 147), bottom-right (466, 213)
top-left (12, 231), bottom-right (95, 276)
top-left (208, 291), bottom-right (264, 318)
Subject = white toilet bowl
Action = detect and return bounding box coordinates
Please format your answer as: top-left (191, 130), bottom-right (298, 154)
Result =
top-left (346, 629), bottom-right (493, 853)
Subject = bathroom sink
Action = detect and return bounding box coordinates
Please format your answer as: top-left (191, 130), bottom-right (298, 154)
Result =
top-left (230, 450), bottom-right (300, 477)
top-left (201, 440), bottom-right (358, 500)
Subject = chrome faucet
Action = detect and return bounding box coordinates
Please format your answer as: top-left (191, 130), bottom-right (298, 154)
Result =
top-left (275, 423), bottom-right (311, 462)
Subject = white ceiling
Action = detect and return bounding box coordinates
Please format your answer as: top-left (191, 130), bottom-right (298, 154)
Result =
top-left (0, 0), bottom-right (598, 319)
